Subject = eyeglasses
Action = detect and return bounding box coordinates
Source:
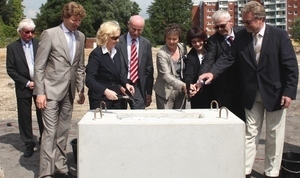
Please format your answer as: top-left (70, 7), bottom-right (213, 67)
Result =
top-left (110, 36), bottom-right (120, 40)
top-left (213, 21), bottom-right (228, 30)
top-left (240, 19), bottom-right (257, 25)
top-left (24, 30), bottom-right (35, 34)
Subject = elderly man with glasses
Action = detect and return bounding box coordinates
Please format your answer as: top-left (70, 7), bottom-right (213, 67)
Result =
top-left (199, 1), bottom-right (298, 177)
top-left (200, 9), bottom-right (245, 121)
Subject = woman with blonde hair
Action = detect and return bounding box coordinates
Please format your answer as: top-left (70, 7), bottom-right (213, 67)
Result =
top-left (86, 20), bottom-right (134, 109)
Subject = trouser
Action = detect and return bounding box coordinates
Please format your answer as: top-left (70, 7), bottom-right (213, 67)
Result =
top-left (245, 92), bottom-right (286, 177)
top-left (39, 91), bottom-right (73, 178)
top-left (17, 95), bottom-right (43, 146)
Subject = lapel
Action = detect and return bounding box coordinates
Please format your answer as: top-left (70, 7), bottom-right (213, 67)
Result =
top-left (100, 48), bottom-right (119, 78)
top-left (258, 25), bottom-right (270, 66)
top-left (58, 25), bottom-right (72, 64)
top-left (73, 30), bottom-right (81, 65)
top-left (119, 34), bottom-right (129, 68)
top-left (216, 33), bottom-right (229, 52)
top-left (137, 36), bottom-right (143, 70)
top-left (15, 39), bottom-right (28, 66)
top-left (163, 44), bottom-right (176, 75)
top-left (245, 32), bottom-right (257, 67)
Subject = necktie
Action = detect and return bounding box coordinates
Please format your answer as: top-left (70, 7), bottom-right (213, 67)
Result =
top-left (68, 31), bottom-right (74, 64)
top-left (254, 33), bottom-right (261, 64)
top-left (227, 36), bottom-right (234, 46)
top-left (24, 43), bottom-right (34, 80)
top-left (130, 39), bottom-right (138, 84)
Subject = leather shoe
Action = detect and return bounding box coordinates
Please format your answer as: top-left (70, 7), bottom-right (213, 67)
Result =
top-left (264, 173), bottom-right (279, 178)
top-left (246, 174), bottom-right (251, 178)
top-left (53, 172), bottom-right (76, 178)
top-left (24, 142), bottom-right (35, 158)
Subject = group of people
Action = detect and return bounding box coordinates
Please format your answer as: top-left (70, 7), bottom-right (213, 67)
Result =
top-left (5, 1), bottom-right (298, 178)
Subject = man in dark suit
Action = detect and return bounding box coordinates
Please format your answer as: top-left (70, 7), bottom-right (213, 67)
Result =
top-left (34, 2), bottom-right (86, 177)
top-left (201, 9), bottom-right (245, 121)
top-left (116, 15), bottom-right (154, 109)
top-left (6, 18), bottom-right (43, 158)
top-left (199, 1), bottom-right (298, 178)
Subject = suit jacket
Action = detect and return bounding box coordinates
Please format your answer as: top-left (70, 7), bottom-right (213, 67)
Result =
top-left (34, 25), bottom-right (85, 101)
top-left (184, 47), bottom-right (212, 108)
top-left (116, 34), bottom-right (154, 101)
top-left (200, 26), bottom-right (244, 74)
top-left (6, 38), bottom-right (39, 98)
top-left (154, 43), bottom-right (186, 100)
top-left (85, 47), bottom-right (127, 99)
top-left (210, 24), bottom-right (298, 111)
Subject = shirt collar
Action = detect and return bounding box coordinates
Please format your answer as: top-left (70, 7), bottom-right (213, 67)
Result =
top-left (62, 23), bottom-right (73, 34)
top-left (253, 23), bottom-right (266, 37)
top-left (126, 33), bottom-right (139, 43)
top-left (21, 39), bottom-right (32, 46)
top-left (102, 46), bottom-right (117, 57)
top-left (226, 28), bottom-right (235, 39)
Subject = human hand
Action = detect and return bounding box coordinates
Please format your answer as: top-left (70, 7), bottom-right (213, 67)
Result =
top-left (36, 95), bottom-right (47, 109)
top-left (104, 89), bottom-right (118, 100)
top-left (120, 87), bottom-right (126, 95)
top-left (77, 92), bottom-right (85, 104)
top-left (189, 84), bottom-right (198, 97)
top-left (281, 96), bottom-right (292, 108)
top-left (28, 81), bottom-right (34, 89)
top-left (146, 94), bottom-right (152, 107)
top-left (126, 84), bottom-right (135, 95)
top-left (198, 73), bottom-right (214, 85)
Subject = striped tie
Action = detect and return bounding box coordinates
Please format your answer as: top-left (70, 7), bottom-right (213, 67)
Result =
top-left (130, 39), bottom-right (138, 83)
top-left (254, 33), bottom-right (261, 64)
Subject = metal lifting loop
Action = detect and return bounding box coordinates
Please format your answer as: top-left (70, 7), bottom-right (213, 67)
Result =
top-left (210, 100), bottom-right (219, 110)
top-left (219, 106), bottom-right (229, 119)
top-left (99, 101), bottom-right (107, 118)
top-left (94, 108), bottom-right (101, 119)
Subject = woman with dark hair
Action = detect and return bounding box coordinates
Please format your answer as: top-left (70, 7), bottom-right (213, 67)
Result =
top-left (184, 26), bottom-right (212, 108)
top-left (154, 23), bottom-right (196, 109)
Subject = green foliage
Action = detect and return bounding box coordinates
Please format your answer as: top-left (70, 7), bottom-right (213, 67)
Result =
top-left (147, 0), bottom-right (193, 45)
top-left (142, 19), bottom-right (156, 46)
top-left (35, 0), bottom-right (141, 38)
top-left (291, 17), bottom-right (300, 46)
top-left (0, 0), bottom-right (23, 47)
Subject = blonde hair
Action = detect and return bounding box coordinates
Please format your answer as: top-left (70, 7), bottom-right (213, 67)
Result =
top-left (96, 21), bottom-right (120, 47)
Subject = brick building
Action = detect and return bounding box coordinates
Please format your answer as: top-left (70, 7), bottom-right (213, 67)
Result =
top-left (191, 0), bottom-right (300, 37)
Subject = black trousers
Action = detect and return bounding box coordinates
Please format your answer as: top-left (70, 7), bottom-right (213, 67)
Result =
top-left (16, 95), bottom-right (43, 146)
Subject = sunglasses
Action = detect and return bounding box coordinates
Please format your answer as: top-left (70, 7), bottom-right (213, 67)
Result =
top-left (240, 19), bottom-right (256, 25)
top-left (110, 36), bottom-right (120, 40)
top-left (213, 21), bottom-right (228, 30)
top-left (24, 30), bottom-right (35, 34)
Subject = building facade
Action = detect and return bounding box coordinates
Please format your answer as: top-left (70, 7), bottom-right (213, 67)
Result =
top-left (192, 0), bottom-right (300, 37)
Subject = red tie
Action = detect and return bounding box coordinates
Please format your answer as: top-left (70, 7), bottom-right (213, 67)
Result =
top-left (228, 36), bottom-right (234, 46)
top-left (130, 39), bottom-right (138, 83)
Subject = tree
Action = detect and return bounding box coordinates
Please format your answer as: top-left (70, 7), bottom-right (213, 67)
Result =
top-left (0, 0), bottom-right (24, 47)
top-left (35, 0), bottom-right (140, 38)
top-left (291, 17), bottom-right (300, 47)
top-left (147, 0), bottom-right (193, 45)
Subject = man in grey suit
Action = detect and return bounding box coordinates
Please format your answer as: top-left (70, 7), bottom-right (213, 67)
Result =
top-left (34, 2), bottom-right (86, 178)
top-left (116, 15), bottom-right (154, 109)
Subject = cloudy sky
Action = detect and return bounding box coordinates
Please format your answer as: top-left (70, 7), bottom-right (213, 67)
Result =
top-left (23, 0), bottom-right (199, 19)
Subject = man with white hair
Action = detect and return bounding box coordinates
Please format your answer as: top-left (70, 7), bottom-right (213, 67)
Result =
top-left (6, 18), bottom-right (43, 158)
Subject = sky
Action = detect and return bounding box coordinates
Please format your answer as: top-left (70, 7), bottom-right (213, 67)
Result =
top-left (23, 0), bottom-right (200, 19)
